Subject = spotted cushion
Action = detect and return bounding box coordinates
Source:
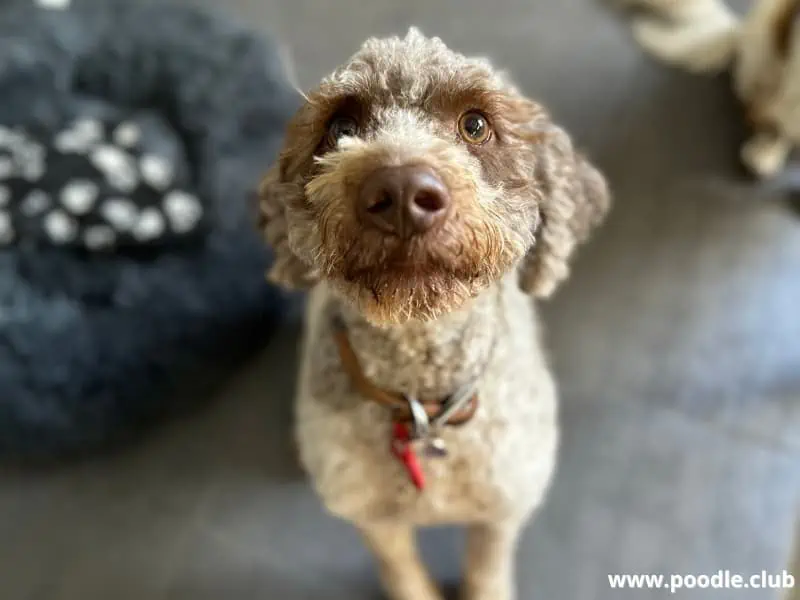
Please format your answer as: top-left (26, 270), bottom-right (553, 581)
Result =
top-left (0, 112), bottom-right (205, 250)
top-left (0, 0), bottom-right (297, 462)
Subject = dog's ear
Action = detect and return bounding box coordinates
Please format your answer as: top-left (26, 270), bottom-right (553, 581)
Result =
top-left (258, 163), bottom-right (318, 290)
top-left (518, 125), bottom-right (611, 297)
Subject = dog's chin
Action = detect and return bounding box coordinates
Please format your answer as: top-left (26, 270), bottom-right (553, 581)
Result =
top-left (330, 266), bottom-right (494, 327)
top-left (310, 217), bottom-right (524, 326)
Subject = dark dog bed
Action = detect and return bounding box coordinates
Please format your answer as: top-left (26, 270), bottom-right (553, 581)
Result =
top-left (0, 0), bottom-right (297, 461)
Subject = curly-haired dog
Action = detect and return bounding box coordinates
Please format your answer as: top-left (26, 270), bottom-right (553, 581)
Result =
top-left (259, 28), bottom-right (610, 600)
top-left (617, 0), bottom-right (800, 178)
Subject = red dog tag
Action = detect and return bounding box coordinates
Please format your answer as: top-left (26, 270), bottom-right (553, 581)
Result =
top-left (390, 422), bottom-right (425, 491)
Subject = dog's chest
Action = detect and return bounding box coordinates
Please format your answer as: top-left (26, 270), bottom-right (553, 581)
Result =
top-left (341, 298), bottom-right (499, 400)
top-left (296, 354), bottom-right (557, 525)
top-left (293, 286), bottom-right (558, 525)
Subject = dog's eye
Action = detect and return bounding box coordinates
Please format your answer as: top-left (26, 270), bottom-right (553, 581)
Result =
top-left (327, 116), bottom-right (359, 144)
top-left (458, 111), bottom-right (492, 145)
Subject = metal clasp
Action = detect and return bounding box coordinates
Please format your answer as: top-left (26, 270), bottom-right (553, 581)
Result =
top-left (402, 394), bottom-right (430, 441)
top-left (430, 381), bottom-right (477, 429)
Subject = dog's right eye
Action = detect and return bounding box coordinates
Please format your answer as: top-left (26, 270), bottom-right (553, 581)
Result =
top-left (458, 111), bottom-right (492, 145)
top-left (327, 116), bottom-right (359, 145)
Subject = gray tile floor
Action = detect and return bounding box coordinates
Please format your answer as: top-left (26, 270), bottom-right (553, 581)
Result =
top-left (2, 0), bottom-right (800, 598)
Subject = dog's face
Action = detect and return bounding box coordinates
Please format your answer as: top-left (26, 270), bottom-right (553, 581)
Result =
top-left (261, 29), bottom-right (610, 325)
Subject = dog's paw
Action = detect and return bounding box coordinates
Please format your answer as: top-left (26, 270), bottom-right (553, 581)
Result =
top-left (741, 134), bottom-right (792, 180)
top-left (632, 16), bottom-right (737, 73)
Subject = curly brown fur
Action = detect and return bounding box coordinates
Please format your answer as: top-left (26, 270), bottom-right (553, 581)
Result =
top-left (259, 28), bottom-right (610, 600)
top-left (260, 28), bottom-right (609, 324)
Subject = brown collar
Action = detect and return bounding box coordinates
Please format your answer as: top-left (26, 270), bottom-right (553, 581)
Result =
top-left (332, 316), bottom-right (480, 427)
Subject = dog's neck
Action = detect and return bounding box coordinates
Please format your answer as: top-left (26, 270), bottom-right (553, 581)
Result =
top-left (331, 281), bottom-right (507, 400)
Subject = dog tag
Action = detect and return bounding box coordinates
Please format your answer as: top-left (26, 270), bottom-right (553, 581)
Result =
top-left (391, 422), bottom-right (425, 490)
top-left (424, 436), bottom-right (448, 458)
top-left (404, 394), bottom-right (430, 441)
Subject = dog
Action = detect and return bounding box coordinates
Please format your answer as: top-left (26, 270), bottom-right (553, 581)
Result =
top-left (617, 0), bottom-right (800, 178)
top-left (258, 28), bottom-right (610, 600)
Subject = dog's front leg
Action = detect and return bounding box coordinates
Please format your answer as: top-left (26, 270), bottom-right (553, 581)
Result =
top-left (462, 521), bottom-right (521, 600)
top-left (359, 522), bottom-right (443, 600)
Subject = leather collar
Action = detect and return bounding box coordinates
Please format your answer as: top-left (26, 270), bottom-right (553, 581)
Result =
top-left (331, 315), bottom-right (480, 427)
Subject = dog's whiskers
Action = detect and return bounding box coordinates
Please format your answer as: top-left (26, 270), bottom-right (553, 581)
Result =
top-left (276, 42), bottom-right (312, 104)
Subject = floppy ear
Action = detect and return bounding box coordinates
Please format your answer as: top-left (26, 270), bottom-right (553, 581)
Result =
top-left (258, 163), bottom-right (319, 290)
top-left (518, 125), bottom-right (611, 297)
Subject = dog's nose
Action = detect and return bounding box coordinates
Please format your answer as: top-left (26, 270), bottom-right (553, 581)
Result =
top-left (358, 166), bottom-right (451, 237)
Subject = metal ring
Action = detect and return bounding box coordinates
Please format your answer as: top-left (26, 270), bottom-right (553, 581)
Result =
top-left (403, 394), bottom-right (430, 440)
top-left (431, 381), bottom-right (476, 428)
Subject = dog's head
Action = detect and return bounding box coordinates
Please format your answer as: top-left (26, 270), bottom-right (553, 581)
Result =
top-left (260, 28), bottom-right (610, 325)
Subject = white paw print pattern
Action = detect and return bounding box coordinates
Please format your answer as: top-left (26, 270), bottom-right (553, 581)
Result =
top-left (100, 198), bottom-right (138, 232)
top-left (90, 145), bottom-right (140, 193)
top-left (0, 156), bottom-right (13, 179)
top-left (112, 122), bottom-right (142, 148)
top-left (0, 128), bottom-right (46, 183)
top-left (83, 225), bottom-right (116, 251)
top-left (44, 210), bottom-right (78, 244)
top-left (60, 180), bottom-right (99, 215)
top-left (19, 145), bottom-right (46, 182)
top-left (0, 127), bottom-right (47, 247)
top-left (139, 154), bottom-right (174, 191)
top-left (163, 191), bottom-right (203, 234)
top-left (53, 118), bottom-right (103, 154)
top-left (132, 207), bottom-right (166, 242)
top-left (20, 190), bottom-right (51, 217)
top-left (0, 212), bottom-right (13, 244)
top-left (0, 116), bottom-right (205, 250)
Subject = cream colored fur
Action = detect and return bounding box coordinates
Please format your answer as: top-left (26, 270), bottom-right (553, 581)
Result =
top-left (617, 0), bottom-right (739, 72)
top-left (295, 278), bottom-right (558, 600)
top-left (618, 0), bottom-right (800, 178)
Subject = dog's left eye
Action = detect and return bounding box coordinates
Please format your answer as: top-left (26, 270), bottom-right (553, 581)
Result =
top-left (327, 116), bottom-right (359, 144)
top-left (458, 111), bottom-right (492, 145)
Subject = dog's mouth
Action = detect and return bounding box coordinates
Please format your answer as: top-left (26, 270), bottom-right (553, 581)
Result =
top-left (341, 267), bottom-right (485, 324)
top-left (342, 227), bottom-right (485, 279)
top-left (325, 225), bottom-right (513, 323)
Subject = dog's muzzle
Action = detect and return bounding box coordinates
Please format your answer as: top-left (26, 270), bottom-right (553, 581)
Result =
top-left (356, 165), bottom-right (451, 238)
